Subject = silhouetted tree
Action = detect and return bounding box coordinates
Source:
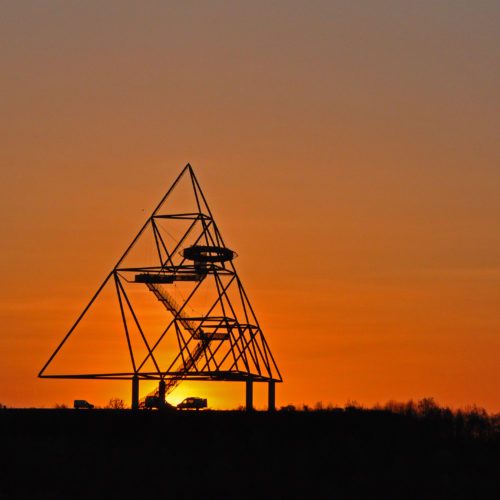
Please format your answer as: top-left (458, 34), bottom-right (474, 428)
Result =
top-left (384, 400), bottom-right (405, 413)
top-left (417, 397), bottom-right (440, 417)
top-left (463, 405), bottom-right (490, 438)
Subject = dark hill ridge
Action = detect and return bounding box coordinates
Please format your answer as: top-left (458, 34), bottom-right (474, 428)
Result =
top-left (1, 408), bottom-right (498, 499)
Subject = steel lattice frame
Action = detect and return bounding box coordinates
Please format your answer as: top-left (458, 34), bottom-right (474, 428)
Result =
top-left (39, 164), bottom-right (282, 393)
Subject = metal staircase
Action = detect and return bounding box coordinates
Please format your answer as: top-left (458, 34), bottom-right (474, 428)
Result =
top-left (146, 283), bottom-right (200, 335)
top-left (145, 283), bottom-right (211, 396)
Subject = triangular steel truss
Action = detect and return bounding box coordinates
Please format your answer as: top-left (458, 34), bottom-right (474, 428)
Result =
top-left (39, 164), bottom-right (282, 396)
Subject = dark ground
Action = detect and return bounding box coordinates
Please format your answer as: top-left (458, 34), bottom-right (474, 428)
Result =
top-left (0, 408), bottom-right (499, 499)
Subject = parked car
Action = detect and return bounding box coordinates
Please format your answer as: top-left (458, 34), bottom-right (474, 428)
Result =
top-left (142, 396), bottom-right (176, 411)
top-left (74, 400), bottom-right (94, 409)
top-left (144, 396), bottom-right (164, 409)
top-left (177, 397), bottom-right (207, 410)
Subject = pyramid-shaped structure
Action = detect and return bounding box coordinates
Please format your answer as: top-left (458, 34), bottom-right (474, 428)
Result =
top-left (39, 164), bottom-right (282, 398)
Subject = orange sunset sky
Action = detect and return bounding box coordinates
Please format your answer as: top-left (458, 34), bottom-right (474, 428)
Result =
top-left (1, 2), bottom-right (499, 411)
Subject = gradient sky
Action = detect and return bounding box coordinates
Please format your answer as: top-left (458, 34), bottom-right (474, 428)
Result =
top-left (1, 1), bottom-right (499, 410)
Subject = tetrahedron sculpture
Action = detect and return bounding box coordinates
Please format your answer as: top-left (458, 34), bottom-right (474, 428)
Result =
top-left (39, 164), bottom-right (282, 409)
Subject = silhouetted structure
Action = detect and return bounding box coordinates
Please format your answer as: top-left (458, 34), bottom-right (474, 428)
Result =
top-left (39, 164), bottom-right (282, 409)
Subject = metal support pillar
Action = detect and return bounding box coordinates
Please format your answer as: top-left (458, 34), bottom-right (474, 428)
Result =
top-left (268, 380), bottom-right (275, 412)
top-left (245, 379), bottom-right (253, 411)
top-left (132, 376), bottom-right (139, 410)
top-left (159, 379), bottom-right (166, 404)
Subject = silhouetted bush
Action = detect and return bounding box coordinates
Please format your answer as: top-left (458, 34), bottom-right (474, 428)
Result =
top-left (106, 397), bottom-right (126, 409)
top-left (345, 399), bottom-right (363, 410)
top-left (279, 404), bottom-right (296, 411)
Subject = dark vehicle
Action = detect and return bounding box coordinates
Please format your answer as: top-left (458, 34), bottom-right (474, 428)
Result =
top-left (143, 396), bottom-right (175, 411)
top-left (144, 396), bottom-right (164, 409)
top-left (73, 400), bottom-right (94, 409)
top-left (177, 397), bottom-right (207, 410)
